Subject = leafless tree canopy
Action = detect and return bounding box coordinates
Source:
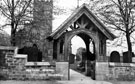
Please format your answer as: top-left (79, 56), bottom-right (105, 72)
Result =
top-left (0, 0), bottom-right (32, 46)
top-left (90, 0), bottom-right (135, 60)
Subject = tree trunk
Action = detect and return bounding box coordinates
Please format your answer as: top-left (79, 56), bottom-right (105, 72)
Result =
top-left (11, 22), bottom-right (16, 46)
top-left (11, 0), bottom-right (16, 46)
top-left (126, 32), bottom-right (132, 63)
top-left (125, 0), bottom-right (132, 62)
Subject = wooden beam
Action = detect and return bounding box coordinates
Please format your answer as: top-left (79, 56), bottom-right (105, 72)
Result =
top-left (81, 16), bottom-right (85, 27)
top-left (89, 25), bottom-right (94, 31)
top-left (81, 16), bottom-right (89, 28)
top-left (70, 25), bottom-right (74, 30)
top-left (76, 18), bottom-right (89, 28)
top-left (76, 21), bottom-right (81, 28)
top-left (83, 21), bottom-right (89, 28)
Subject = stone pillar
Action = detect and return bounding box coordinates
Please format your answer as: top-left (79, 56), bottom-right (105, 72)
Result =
top-left (94, 38), bottom-right (109, 80)
top-left (64, 34), bottom-right (69, 62)
top-left (85, 60), bottom-right (91, 76)
top-left (97, 56), bottom-right (106, 62)
top-left (56, 62), bottom-right (69, 80)
top-left (97, 38), bottom-right (108, 62)
top-left (95, 62), bottom-right (109, 80)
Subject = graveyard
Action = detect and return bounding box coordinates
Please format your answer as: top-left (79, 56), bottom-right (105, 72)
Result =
top-left (0, 0), bottom-right (135, 83)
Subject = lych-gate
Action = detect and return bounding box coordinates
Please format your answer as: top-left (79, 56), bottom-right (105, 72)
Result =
top-left (47, 4), bottom-right (116, 80)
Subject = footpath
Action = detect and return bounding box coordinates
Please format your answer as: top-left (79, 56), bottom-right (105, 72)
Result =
top-left (57, 69), bottom-right (112, 84)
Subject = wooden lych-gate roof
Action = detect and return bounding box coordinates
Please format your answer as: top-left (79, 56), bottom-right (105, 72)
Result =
top-left (49, 4), bottom-right (116, 40)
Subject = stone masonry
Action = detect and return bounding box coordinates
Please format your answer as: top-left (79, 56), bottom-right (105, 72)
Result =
top-left (33, 0), bottom-right (53, 60)
top-left (15, 0), bottom-right (53, 61)
top-left (0, 52), bottom-right (63, 80)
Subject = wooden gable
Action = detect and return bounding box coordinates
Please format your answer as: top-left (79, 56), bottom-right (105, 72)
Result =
top-left (49, 4), bottom-right (116, 40)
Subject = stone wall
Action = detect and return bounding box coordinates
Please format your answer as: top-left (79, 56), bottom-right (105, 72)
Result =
top-left (96, 62), bottom-right (135, 81)
top-left (0, 54), bottom-right (27, 80)
top-left (0, 46), bottom-right (67, 80)
top-left (0, 53), bottom-right (66, 80)
top-left (107, 63), bottom-right (135, 81)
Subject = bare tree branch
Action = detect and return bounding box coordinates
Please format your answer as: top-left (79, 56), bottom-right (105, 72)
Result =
top-left (0, 0), bottom-right (32, 46)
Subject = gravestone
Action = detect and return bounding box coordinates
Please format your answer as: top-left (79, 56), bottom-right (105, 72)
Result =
top-left (123, 51), bottom-right (134, 63)
top-left (110, 51), bottom-right (120, 62)
top-left (69, 54), bottom-right (75, 64)
top-left (18, 44), bottom-right (42, 62)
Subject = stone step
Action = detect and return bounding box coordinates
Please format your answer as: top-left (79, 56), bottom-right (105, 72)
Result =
top-left (25, 68), bottom-right (55, 73)
top-left (25, 62), bottom-right (55, 67)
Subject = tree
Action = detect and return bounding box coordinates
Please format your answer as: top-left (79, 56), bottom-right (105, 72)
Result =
top-left (0, 0), bottom-right (32, 46)
top-left (90, 0), bottom-right (135, 62)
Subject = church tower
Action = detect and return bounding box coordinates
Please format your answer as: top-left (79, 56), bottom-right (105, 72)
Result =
top-left (33, 0), bottom-right (53, 60)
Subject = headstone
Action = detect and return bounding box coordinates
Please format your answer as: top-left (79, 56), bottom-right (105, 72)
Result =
top-left (110, 51), bottom-right (120, 62)
top-left (38, 51), bottom-right (42, 62)
top-left (123, 51), bottom-right (134, 63)
top-left (69, 54), bottom-right (75, 64)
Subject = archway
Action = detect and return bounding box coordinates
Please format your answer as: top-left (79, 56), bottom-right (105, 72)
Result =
top-left (69, 35), bottom-right (86, 71)
top-left (71, 35), bottom-right (86, 55)
top-left (64, 29), bottom-right (99, 80)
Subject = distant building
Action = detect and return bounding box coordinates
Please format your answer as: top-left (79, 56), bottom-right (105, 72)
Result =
top-left (16, 0), bottom-right (53, 60)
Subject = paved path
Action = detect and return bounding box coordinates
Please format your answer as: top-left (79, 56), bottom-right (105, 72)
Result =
top-left (57, 69), bottom-right (113, 84)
